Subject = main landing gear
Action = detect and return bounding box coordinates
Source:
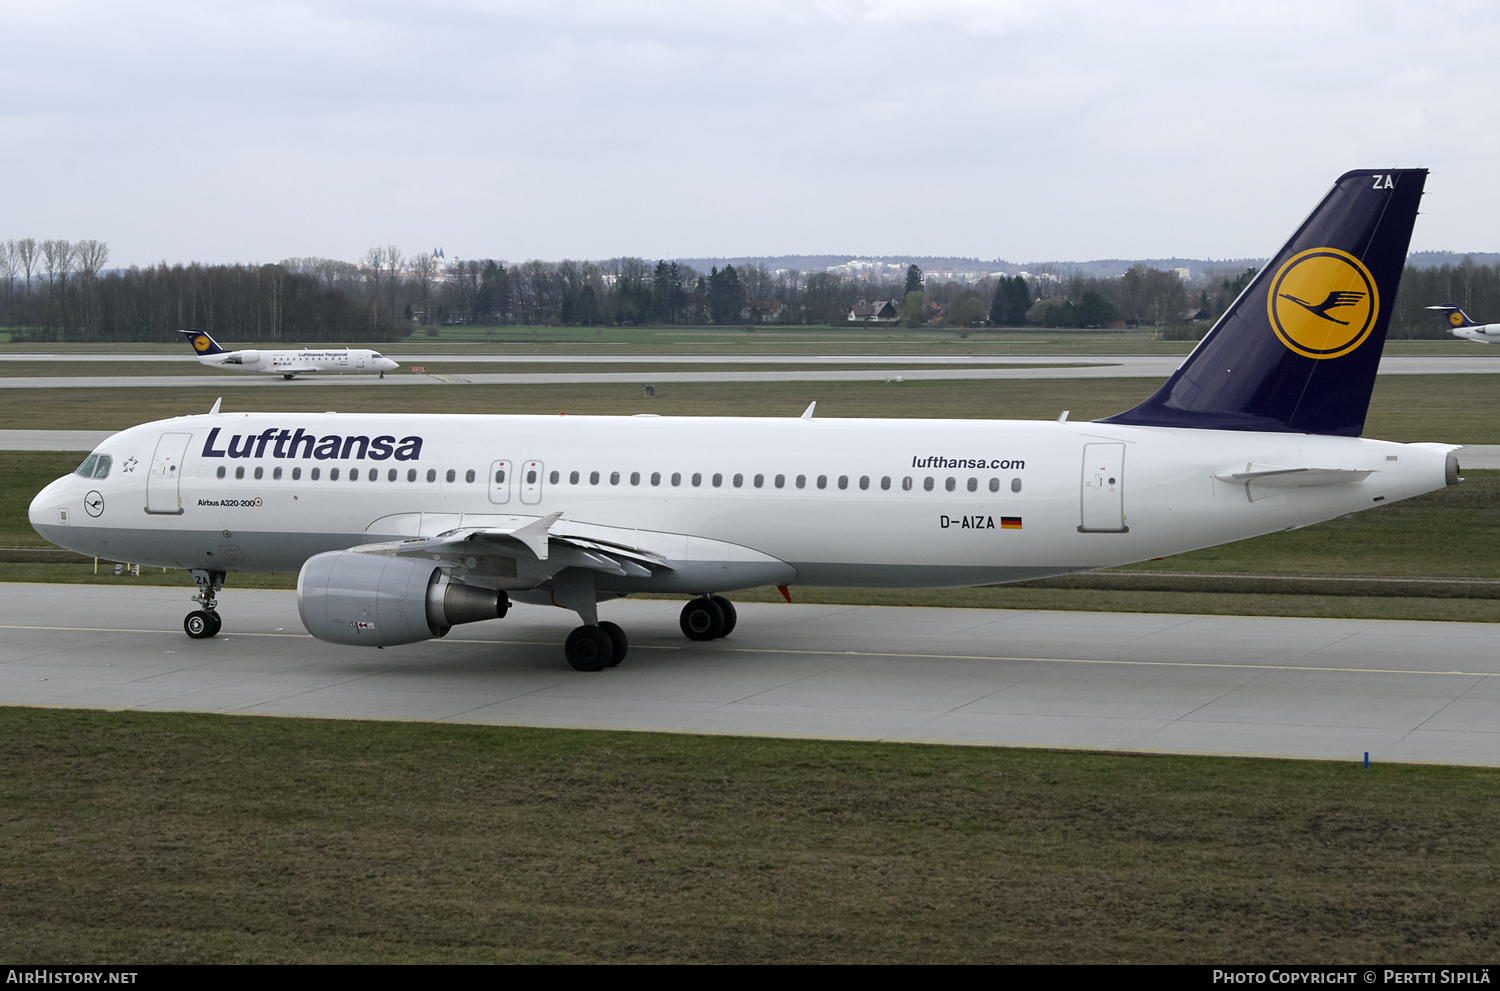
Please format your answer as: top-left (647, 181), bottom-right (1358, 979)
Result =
top-left (680, 595), bottom-right (737, 641)
top-left (184, 569), bottom-right (225, 640)
top-left (558, 593), bottom-right (737, 673)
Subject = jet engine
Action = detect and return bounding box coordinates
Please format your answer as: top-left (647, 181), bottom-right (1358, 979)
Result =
top-left (297, 550), bottom-right (508, 647)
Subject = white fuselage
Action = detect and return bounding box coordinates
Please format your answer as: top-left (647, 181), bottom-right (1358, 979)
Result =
top-left (1453, 325), bottom-right (1500, 344)
top-left (198, 348), bottom-right (399, 376)
top-left (29, 412), bottom-right (1455, 591)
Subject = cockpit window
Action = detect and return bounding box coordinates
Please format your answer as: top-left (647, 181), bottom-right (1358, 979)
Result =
top-left (76, 454), bottom-right (111, 478)
top-left (370, 353), bottom-right (384, 359)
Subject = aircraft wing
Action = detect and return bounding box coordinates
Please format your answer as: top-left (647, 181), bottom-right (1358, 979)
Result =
top-left (356, 512), bottom-right (793, 592)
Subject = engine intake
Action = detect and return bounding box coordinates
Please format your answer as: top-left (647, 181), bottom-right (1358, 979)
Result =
top-left (297, 550), bottom-right (508, 647)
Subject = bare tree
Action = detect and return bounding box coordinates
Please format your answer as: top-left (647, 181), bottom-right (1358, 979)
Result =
top-left (0, 241), bottom-right (14, 307)
top-left (408, 251), bottom-right (437, 323)
top-left (41, 239), bottom-right (74, 291)
top-left (14, 238), bottom-right (38, 295)
top-left (383, 245), bottom-right (403, 319)
top-left (73, 240), bottom-right (109, 336)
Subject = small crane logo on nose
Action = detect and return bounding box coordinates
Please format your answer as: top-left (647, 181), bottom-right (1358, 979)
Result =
top-left (84, 491), bottom-right (104, 517)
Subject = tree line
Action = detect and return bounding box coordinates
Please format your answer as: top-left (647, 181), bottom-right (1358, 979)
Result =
top-left (0, 237), bottom-right (1490, 342)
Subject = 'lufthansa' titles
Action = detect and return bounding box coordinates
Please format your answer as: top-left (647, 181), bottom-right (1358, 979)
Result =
top-left (201, 427), bottom-right (423, 461)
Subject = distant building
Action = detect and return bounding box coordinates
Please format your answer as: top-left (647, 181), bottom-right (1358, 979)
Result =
top-left (849, 299), bottom-right (900, 322)
top-left (1172, 267), bottom-right (1192, 282)
top-left (1183, 307), bottom-right (1210, 322)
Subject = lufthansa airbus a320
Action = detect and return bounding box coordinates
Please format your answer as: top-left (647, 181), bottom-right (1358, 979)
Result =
top-left (34, 170), bottom-right (1458, 671)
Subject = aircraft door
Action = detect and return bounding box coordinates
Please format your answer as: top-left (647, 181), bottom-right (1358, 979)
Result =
top-left (488, 460), bottom-right (513, 504)
top-left (520, 460), bottom-right (543, 505)
top-left (1079, 443), bottom-right (1128, 533)
top-left (356, 353), bottom-right (366, 369)
top-left (146, 432), bottom-right (192, 515)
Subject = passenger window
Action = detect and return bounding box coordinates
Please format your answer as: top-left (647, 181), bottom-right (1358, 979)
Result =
top-left (967, 477), bottom-right (977, 492)
top-left (712, 473), bottom-right (722, 487)
top-left (631, 472), bottom-right (641, 486)
top-left (1012, 478), bottom-right (1022, 492)
top-left (235, 467), bottom-right (245, 480)
top-left (945, 477), bottom-right (956, 491)
top-left (426, 469), bottom-right (436, 482)
top-left (671, 472), bottom-right (681, 486)
top-left (550, 470), bottom-right (560, 484)
top-left (692, 473), bottom-right (702, 487)
top-left (273, 467), bottom-right (283, 480)
top-left (881, 476), bottom-right (891, 490)
top-left (753, 474), bottom-right (763, 488)
top-left (388, 469), bottom-right (398, 481)
top-left (527, 469), bottom-right (537, 484)
top-left (312, 468), bottom-right (321, 480)
top-left (465, 469), bottom-right (476, 483)
top-left (93, 456), bottom-right (112, 478)
top-left (570, 471), bottom-right (580, 484)
top-left (902, 476), bottom-right (914, 491)
top-left (370, 471), bottom-right (378, 482)
top-left (292, 468), bottom-right (301, 480)
top-left (495, 468), bottom-right (506, 484)
top-left (590, 471), bottom-right (600, 485)
top-left (775, 474), bottom-right (785, 488)
top-left (330, 468), bottom-right (340, 481)
top-left (816, 475), bottom-right (827, 489)
top-left (859, 476), bottom-right (868, 490)
top-left (350, 468), bottom-right (360, 481)
top-left (838, 475), bottom-right (848, 490)
top-left (216, 466), bottom-right (226, 479)
top-left (651, 472), bottom-right (661, 486)
top-left (407, 469), bottom-right (416, 482)
top-left (254, 467), bottom-right (263, 480)
top-left (796, 475), bottom-right (806, 488)
top-left (732, 474), bottom-right (742, 487)
top-left (989, 478), bottom-right (1000, 492)
top-left (74, 455), bottom-right (98, 478)
top-left (610, 471), bottom-right (620, 485)
top-left (445, 469), bottom-right (456, 483)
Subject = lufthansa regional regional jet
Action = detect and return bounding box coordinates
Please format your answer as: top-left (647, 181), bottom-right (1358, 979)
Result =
top-left (1426, 304), bottom-right (1500, 343)
top-left (180, 329), bottom-right (400, 379)
top-left (34, 170), bottom-right (1459, 672)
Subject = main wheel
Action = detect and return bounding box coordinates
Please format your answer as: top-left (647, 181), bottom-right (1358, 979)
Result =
top-left (565, 625), bottom-right (614, 672)
top-left (709, 596), bottom-right (737, 637)
top-left (283, 374), bottom-right (294, 380)
top-left (680, 598), bottom-right (725, 641)
top-left (598, 621), bottom-right (628, 667)
top-left (184, 610), bottom-right (216, 639)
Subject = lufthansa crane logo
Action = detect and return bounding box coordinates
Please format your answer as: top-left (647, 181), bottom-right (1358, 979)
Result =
top-left (1267, 248), bottom-right (1379, 359)
top-left (192, 334), bottom-right (212, 352)
top-left (1450, 311), bottom-right (1465, 327)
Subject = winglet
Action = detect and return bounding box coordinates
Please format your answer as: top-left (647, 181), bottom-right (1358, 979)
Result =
top-left (511, 512), bottom-right (562, 560)
top-left (208, 397), bottom-right (222, 415)
top-left (800, 402), bottom-right (816, 419)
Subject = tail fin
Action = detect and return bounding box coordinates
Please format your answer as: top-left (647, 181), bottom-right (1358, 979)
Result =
top-left (179, 328), bottom-right (227, 356)
top-left (1101, 169), bottom-right (1426, 437)
top-left (1426, 304), bottom-right (1479, 329)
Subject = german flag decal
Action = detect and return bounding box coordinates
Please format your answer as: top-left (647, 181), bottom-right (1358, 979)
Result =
top-left (1000, 517), bottom-right (1022, 530)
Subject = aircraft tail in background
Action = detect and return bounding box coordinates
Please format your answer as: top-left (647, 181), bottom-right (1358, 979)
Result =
top-left (178, 329), bottom-right (228, 356)
top-left (1427, 304), bottom-right (1480, 329)
top-left (1101, 169), bottom-right (1427, 437)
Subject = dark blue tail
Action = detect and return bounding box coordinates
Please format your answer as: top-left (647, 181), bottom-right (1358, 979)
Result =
top-left (1426, 304), bottom-right (1479, 329)
top-left (1101, 169), bottom-right (1426, 437)
top-left (178, 328), bottom-right (228, 356)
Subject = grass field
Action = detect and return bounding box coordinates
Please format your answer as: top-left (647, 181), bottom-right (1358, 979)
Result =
top-left (1, 707), bottom-right (1496, 964)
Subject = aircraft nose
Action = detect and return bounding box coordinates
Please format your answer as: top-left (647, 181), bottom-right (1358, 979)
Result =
top-left (29, 474), bottom-right (74, 534)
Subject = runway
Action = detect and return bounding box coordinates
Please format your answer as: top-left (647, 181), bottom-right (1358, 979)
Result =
top-left (4, 354), bottom-right (1500, 389)
top-left (2, 583), bottom-right (1496, 765)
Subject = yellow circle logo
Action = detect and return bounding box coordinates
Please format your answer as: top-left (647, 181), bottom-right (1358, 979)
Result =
top-left (193, 335), bottom-right (212, 352)
top-left (1450, 311), bottom-right (1464, 327)
top-left (1266, 248), bottom-right (1378, 359)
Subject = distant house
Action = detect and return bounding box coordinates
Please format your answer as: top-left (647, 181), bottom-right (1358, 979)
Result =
top-left (1183, 308), bottom-right (1211, 322)
top-left (849, 299), bottom-right (900, 322)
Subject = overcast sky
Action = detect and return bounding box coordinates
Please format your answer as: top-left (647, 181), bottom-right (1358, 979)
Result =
top-left (3, 0), bottom-right (1497, 268)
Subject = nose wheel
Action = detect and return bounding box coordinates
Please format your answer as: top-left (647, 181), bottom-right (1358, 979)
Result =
top-left (185, 569), bottom-right (226, 640)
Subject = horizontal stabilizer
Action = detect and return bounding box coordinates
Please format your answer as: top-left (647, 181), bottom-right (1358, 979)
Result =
top-left (1214, 463), bottom-right (1375, 487)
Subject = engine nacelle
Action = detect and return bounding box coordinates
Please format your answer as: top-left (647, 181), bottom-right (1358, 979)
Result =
top-left (297, 550), bottom-right (508, 647)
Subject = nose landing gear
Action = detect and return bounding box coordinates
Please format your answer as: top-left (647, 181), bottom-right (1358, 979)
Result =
top-left (185, 569), bottom-right (226, 640)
